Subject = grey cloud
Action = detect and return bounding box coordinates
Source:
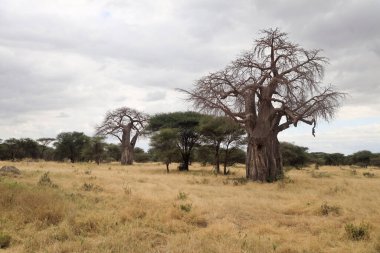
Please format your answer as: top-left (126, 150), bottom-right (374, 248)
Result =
top-left (144, 91), bottom-right (166, 102)
top-left (0, 0), bottom-right (378, 152)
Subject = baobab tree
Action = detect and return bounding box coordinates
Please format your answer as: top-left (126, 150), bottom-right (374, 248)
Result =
top-left (96, 107), bottom-right (148, 165)
top-left (180, 28), bottom-right (345, 182)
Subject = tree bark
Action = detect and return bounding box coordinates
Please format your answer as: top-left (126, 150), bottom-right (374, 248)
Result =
top-left (246, 133), bottom-right (283, 182)
top-left (120, 125), bottom-right (135, 165)
top-left (214, 141), bottom-right (221, 174)
top-left (179, 154), bottom-right (190, 171)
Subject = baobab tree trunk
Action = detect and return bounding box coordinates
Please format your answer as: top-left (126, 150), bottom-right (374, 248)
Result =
top-left (120, 126), bottom-right (136, 165)
top-left (246, 133), bottom-right (283, 182)
top-left (121, 146), bottom-right (134, 165)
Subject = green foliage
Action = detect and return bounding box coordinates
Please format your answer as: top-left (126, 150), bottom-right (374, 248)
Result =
top-left (281, 142), bottom-right (309, 168)
top-left (105, 143), bottom-right (121, 162)
top-left (0, 233), bottom-right (11, 249)
top-left (345, 223), bottom-right (370, 241)
top-left (177, 191), bottom-right (188, 200)
top-left (149, 128), bottom-right (181, 170)
top-left (0, 138), bottom-right (40, 161)
top-left (148, 112), bottom-right (204, 171)
top-left (352, 150), bottom-right (372, 167)
top-left (221, 147), bottom-right (246, 166)
top-left (179, 203), bottom-right (192, 212)
top-left (82, 137), bottom-right (106, 164)
top-left (148, 111), bottom-right (203, 131)
top-left (194, 145), bottom-right (214, 165)
top-left (38, 172), bottom-right (58, 188)
top-left (54, 132), bottom-right (90, 163)
top-left (133, 147), bottom-right (151, 163)
top-left (370, 155), bottom-right (380, 167)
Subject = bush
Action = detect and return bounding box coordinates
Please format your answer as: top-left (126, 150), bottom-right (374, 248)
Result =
top-left (38, 172), bottom-right (58, 188)
top-left (320, 202), bottom-right (340, 216)
top-left (177, 191), bottom-right (188, 200)
top-left (345, 223), bottom-right (370, 241)
top-left (81, 182), bottom-right (103, 192)
top-left (0, 233), bottom-right (11, 249)
top-left (180, 203), bottom-right (192, 212)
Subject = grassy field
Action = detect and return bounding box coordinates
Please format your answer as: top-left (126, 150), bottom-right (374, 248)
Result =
top-left (0, 161), bottom-right (380, 253)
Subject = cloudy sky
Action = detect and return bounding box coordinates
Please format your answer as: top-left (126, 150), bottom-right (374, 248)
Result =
top-left (0, 0), bottom-right (379, 154)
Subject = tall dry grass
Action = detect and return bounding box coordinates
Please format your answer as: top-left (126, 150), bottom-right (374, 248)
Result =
top-left (0, 161), bottom-right (380, 253)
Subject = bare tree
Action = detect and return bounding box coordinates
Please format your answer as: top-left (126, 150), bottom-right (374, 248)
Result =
top-left (96, 107), bottom-right (148, 165)
top-left (180, 28), bottom-right (345, 182)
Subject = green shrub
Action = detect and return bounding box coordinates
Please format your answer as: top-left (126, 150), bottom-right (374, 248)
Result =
top-left (177, 191), bottom-right (188, 200)
top-left (0, 233), bottom-right (11, 249)
top-left (345, 223), bottom-right (370, 241)
top-left (38, 172), bottom-right (58, 188)
top-left (180, 203), bottom-right (192, 212)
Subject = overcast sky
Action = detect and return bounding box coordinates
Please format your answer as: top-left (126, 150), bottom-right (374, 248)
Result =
top-left (0, 0), bottom-right (379, 154)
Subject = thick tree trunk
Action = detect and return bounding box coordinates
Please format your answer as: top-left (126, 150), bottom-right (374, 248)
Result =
top-left (246, 133), bottom-right (283, 182)
top-left (121, 146), bottom-right (134, 165)
top-left (120, 125), bottom-right (135, 165)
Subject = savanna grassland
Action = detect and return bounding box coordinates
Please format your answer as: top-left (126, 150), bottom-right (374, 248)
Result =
top-left (1, 161), bottom-right (380, 253)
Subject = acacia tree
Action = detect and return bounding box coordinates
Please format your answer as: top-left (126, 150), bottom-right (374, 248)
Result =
top-left (54, 132), bottom-right (90, 163)
top-left (221, 123), bottom-right (245, 175)
top-left (96, 107), bottom-right (148, 165)
top-left (180, 28), bottom-right (345, 182)
top-left (150, 128), bottom-right (181, 173)
top-left (148, 112), bottom-right (203, 171)
top-left (199, 116), bottom-right (245, 174)
top-left (37, 138), bottom-right (55, 160)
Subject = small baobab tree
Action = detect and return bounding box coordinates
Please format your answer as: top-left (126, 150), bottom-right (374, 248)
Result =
top-left (96, 107), bottom-right (148, 165)
top-left (180, 28), bottom-right (345, 182)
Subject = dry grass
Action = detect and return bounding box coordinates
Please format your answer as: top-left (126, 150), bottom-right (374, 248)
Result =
top-left (1, 161), bottom-right (380, 253)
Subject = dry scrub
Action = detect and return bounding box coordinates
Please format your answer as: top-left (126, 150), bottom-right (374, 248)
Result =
top-left (0, 161), bottom-right (380, 252)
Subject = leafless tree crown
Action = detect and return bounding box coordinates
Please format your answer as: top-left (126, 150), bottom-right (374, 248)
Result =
top-left (180, 28), bottom-right (346, 136)
top-left (96, 107), bottom-right (149, 142)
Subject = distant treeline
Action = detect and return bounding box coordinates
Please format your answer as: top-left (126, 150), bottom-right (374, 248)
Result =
top-left (280, 142), bottom-right (380, 168)
top-left (0, 133), bottom-right (245, 168)
top-left (0, 133), bottom-right (379, 169)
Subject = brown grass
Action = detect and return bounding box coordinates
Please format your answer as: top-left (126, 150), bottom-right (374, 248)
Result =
top-left (0, 161), bottom-right (380, 252)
